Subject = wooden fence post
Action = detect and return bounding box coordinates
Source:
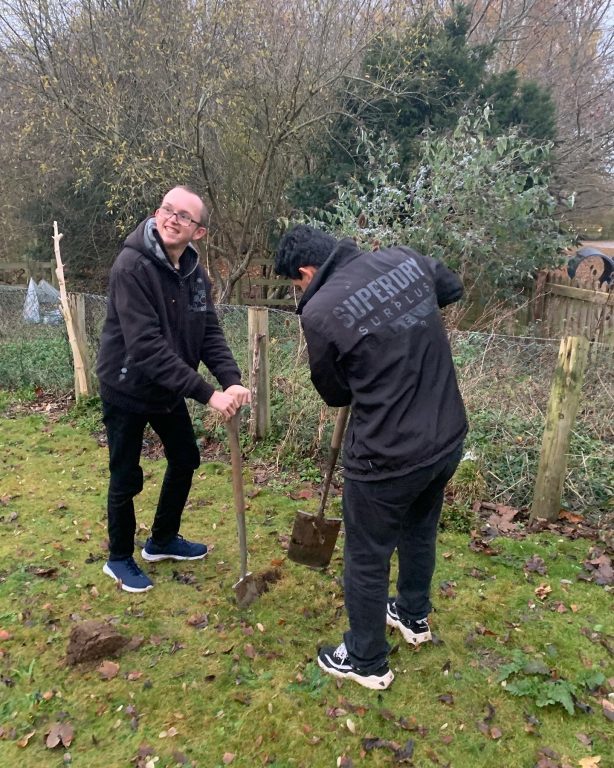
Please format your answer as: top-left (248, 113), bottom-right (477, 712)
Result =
top-left (248, 307), bottom-right (270, 439)
top-left (67, 292), bottom-right (94, 397)
top-left (530, 335), bottom-right (590, 523)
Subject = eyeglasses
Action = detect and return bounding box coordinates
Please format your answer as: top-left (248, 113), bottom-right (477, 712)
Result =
top-left (158, 204), bottom-right (202, 228)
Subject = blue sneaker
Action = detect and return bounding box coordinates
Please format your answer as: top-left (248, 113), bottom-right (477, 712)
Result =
top-left (103, 557), bottom-right (153, 593)
top-left (141, 535), bottom-right (208, 562)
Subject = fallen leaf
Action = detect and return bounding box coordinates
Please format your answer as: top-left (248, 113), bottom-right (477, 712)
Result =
top-left (487, 505), bottom-right (519, 533)
top-left (439, 580), bottom-right (457, 598)
top-left (576, 733), bottom-right (593, 747)
top-left (222, 753), bottom-right (235, 765)
top-left (524, 555), bottom-right (547, 575)
top-left (559, 510), bottom-right (583, 523)
top-left (45, 722), bottom-right (74, 749)
top-left (0, 630), bottom-right (11, 641)
top-left (469, 537), bottom-right (499, 556)
top-left (98, 660), bottom-right (120, 680)
top-left (127, 671), bottom-right (143, 681)
top-left (26, 566), bottom-right (58, 578)
top-left (578, 758), bottom-right (601, 768)
top-left (17, 730), bottom-right (36, 748)
top-left (244, 644), bottom-right (256, 659)
top-left (601, 698), bottom-right (614, 722)
top-left (535, 584), bottom-right (552, 600)
top-left (475, 624), bottom-right (496, 637)
top-left (186, 614), bottom-right (209, 629)
top-left (290, 488), bottom-right (314, 500)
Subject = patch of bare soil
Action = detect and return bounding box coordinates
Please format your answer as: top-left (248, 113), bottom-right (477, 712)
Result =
top-left (5, 389), bottom-right (74, 420)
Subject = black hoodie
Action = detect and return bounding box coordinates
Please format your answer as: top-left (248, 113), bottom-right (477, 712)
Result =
top-left (297, 239), bottom-right (467, 481)
top-left (97, 218), bottom-right (241, 413)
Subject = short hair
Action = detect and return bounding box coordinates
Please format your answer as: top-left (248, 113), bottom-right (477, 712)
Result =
top-left (275, 224), bottom-right (338, 279)
top-left (175, 185), bottom-right (210, 225)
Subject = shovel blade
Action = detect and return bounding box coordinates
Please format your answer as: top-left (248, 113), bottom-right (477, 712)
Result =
top-left (287, 510), bottom-right (342, 568)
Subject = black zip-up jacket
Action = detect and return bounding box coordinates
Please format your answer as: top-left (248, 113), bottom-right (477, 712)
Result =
top-left (297, 239), bottom-right (467, 481)
top-left (97, 218), bottom-right (241, 413)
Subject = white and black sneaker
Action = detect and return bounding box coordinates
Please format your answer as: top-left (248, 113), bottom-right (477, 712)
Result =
top-left (386, 599), bottom-right (432, 646)
top-left (317, 642), bottom-right (394, 690)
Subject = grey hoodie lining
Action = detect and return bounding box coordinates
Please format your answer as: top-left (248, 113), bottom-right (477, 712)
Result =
top-left (144, 217), bottom-right (200, 279)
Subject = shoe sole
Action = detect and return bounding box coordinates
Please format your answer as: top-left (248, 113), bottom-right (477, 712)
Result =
top-left (386, 613), bottom-right (432, 646)
top-left (317, 656), bottom-right (394, 690)
top-left (102, 563), bottom-right (153, 593)
top-left (140, 549), bottom-right (208, 562)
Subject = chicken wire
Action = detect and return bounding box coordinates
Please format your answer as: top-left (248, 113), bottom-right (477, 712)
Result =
top-left (0, 290), bottom-right (612, 512)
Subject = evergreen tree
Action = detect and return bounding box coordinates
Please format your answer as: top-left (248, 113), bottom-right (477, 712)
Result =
top-left (290, 4), bottom-right (556, 214)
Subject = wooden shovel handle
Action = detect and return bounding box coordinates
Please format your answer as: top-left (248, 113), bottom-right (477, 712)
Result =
top-left (226, 411), bottom-right (248, 580)
top-left (317, 406), bottom-right (350, 518)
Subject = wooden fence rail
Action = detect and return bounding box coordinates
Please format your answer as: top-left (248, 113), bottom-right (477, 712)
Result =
top-left (234, 258), bottom-right (296, 308)
top-left (0, 259), bottom-right (58, 287)
top-left (532, 270), bottom-right (613, 345)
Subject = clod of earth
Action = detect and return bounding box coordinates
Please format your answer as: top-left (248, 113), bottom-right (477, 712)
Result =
top-left (65, 620), bottom-right (130, 665)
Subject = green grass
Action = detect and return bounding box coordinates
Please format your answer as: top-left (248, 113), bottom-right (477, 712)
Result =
top-left (0, 411), bottom-right (611, 768)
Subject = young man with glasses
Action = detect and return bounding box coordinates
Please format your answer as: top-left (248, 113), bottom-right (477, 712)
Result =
top-left (97, 186), bottom-right (250, 592)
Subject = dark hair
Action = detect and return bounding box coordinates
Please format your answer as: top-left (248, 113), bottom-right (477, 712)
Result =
top-left (275, 224), bottom-right (338, 279)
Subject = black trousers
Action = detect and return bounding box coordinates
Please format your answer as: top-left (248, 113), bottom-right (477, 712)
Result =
top-left (102, 401), bottom-right (201, 560)
top-left (342, 443), bottom-right (463, 672)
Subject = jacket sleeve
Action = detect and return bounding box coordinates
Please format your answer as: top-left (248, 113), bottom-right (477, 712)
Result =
top-left (303, 321), bottom-right (351, 407)
top-left (429, 258), bottom-right (463, 308)
top-left (200, 288), bottom-right (242, 389)
top-left (110, 263), bottom-right (214, 404)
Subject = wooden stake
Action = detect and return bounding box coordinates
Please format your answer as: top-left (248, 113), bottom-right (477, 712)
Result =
top-left (530, 335), bottom-right (589, 523)
top-left (53, 222), bottom-right (90, 399)
top-left (248, 307), bottom-right (270, 439)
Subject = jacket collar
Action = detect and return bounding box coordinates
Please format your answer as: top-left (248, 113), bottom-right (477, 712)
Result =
top-left (143, 217), bottom-right (200, 278)
top-left (296, 238), bottom-right (362, 315)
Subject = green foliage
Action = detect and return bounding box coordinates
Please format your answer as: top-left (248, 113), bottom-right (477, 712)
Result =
top-left (292, 4), bottom-right (557, 214)
top-left (497, 650), bottom-right (606, 715)
top-left (310, 107), bottom-right (570, 298)
top-left (0, 335), bottom-right (73, 391)
top-left (483, 71), bottom-right (556, 142)
top-left (439, 502), bottom-right (476, 533)
top-left (60, 395), bottom-right (103, 432)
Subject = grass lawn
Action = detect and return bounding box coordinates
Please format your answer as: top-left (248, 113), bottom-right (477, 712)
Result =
top-left (0, 410), bottom-right (612, 768)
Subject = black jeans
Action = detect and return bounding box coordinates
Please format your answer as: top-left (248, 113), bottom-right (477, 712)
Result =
top-left (102, 401), bottom-right (201, 560)
top-left (342, 443), bottom-right (463, 672)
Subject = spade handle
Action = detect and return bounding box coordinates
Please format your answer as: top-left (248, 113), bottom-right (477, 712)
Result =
top-left (317, 406), bottom-right (350, 519)
top-left (227, 411), bottom-right (248, 580)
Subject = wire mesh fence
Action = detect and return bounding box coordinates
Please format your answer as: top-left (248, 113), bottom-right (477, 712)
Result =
top-left (0, 287), bottom-right (612, 513)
